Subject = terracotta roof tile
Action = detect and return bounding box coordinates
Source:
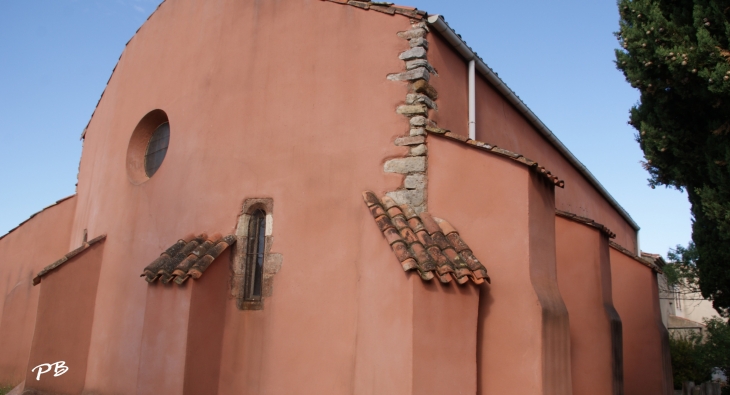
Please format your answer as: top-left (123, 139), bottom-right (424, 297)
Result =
top-left (609, 241), bottom-right (663, 274)
top-left (321, 0), bottom-right (427, 19)
top-left (1, 194), bottom-right (76, 243)
top-left (427, 131), bottom-right (565, 188)
top-left (33, 234), bottom-right (107, 285)
top-left (363, 191), bottom-right (490, 285)
top-left (141, 233), bottom-right (236, 285)
top-left (555, 209), bottom-right (616, 239)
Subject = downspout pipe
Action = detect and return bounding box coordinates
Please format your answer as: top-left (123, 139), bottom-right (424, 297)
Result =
top-left (428, 14), bottom-right (641, 234)
top-left (469, 60), bottom-right (476, 140)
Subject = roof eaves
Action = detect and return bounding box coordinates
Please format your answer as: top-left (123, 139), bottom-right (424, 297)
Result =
top-left (321, 0), bottom-right (427, 19)
top-left (427, 129), bottom-right (565, 188)
top-left (609, 240), bottom-right (662, 273)
top-left (427, 14), bottom-right (640, 232)
top-left (33, 234), bottom-right (107, 285)
top-left (0, 194), bottom-right (77, 243)
top-left (80, 0), bottom-right (168, 140)
top-left (556, 209), bottom-right (616, 239)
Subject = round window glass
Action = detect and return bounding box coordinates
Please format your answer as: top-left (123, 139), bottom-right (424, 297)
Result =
top-left (144, 122), bottom-right (170, 177)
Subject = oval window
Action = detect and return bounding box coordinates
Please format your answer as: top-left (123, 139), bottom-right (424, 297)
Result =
top-left (144, 122), bottom-right (170, 177)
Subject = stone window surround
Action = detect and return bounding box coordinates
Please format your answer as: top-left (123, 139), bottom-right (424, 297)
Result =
top-left (233, 198), bottom-right (283, 310)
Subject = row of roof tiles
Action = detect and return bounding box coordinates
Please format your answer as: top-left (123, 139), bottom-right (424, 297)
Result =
top-left (556, 209), bottom-right (616, 239)
top-left (0, 195), bottom-right (76, 243)
top-left (363, 191), bottom-right (490, 285)
top-left (610, 240), bottom-right (663, 274)
top-left (321, 0), bottom-right (427, 19)
top-left (425, 128), bottom-right (565, 188)
top-left (33, 234), bottom-right (106, 286)
top-left (141, 233), bottom-right (236, 285)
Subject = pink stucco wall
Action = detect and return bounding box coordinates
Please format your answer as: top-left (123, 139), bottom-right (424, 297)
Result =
top-left (428, 136), bottom-right (571, 395)
top-left (0, 196), bottom-right (76, 387)
top-left (610, 248), bottom-right (672, 395)
top-left (69, 1), bottom-right (423, 393)
top-left (427, 32), bottom-right (638, 252)
top-left (25, 240), bottom-right (104, 395)
top-left (0, 1), bottom-right (672, 394)
top-left (556, 217), bottom-right (623, 395)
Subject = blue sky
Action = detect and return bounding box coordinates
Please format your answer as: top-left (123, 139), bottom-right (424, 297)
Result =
top-left (0, 0), bottom-right (692, 256)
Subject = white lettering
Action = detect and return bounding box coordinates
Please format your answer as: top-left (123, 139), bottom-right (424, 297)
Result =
top-left (31, 364), bottom-right (52, 381)
top-left (53, 361), bottom-right (68, 377)
top-left (32, 361), bottom-right (69, 380)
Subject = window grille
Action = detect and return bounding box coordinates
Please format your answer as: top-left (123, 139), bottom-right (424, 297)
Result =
top-left (244, 210), bottom-right (266, 300)
top-left (144, 122), bottom-right (170, 177)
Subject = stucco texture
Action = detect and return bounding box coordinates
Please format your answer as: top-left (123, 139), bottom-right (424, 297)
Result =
top-left (25, 240), bottom-right (104, 395)
top-left (556, 217), bottom-right (623, 395)
top-left (428, 136), bottom-right (571, 395)
top-left (70, 0), bottom-right (422, 393)
top-left (427, 31), bottom-right (638, 252)
top-left (0, 196), bottom-right (77, 387)
top-left (610, 248), bottom-right (672, 395)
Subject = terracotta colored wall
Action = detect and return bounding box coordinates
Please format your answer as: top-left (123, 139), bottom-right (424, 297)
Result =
top-left (412, 278), bottom-right (480, 395)
top-left (556, 217), bottom-right (623, 395)
top-left (137, 249), bottom-right (229, 395)
top-left (24, 240), bottom-right (104, 395)
top-left (183, 249), bottom-right (229, 395)
top-left (610, 249), bottom-right (672, 395)
top-left (427, 32), bottom-right (638, 252)
top-left (69, 1), bottom-right (425, 393)
top-left (0, 196), bottom-right (77, 387)
top-left (136, 277), bottom-right (192, 394)
top-left (428, 137), bottom-right (571, 395)
top-left (427, 32), bottom-right (469, 138)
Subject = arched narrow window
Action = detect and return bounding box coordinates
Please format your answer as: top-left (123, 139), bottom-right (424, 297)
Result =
top-left (244, 209), bottom-right (266, 300)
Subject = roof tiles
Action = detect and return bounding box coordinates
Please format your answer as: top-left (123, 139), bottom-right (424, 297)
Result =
top-left (321, 0), bottom-right (428, 19)
top-left (556, 209), bottom-right (616, 239)
top-left (427, 130), bottom-right (565, 188)
top-left (1, 195), bottom-right (76, 243)
top-left (141, 233), bottom-right (236, 285)
top-left (609, 240), bottom-right (663, 274)
top-left (363, 191), bottom-right (490, 285)
top-left (33, 234), bottom-right (106, 286)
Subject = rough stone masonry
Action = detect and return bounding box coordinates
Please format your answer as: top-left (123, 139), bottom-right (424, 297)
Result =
top-left (385, 20), bottom-right (448, 214)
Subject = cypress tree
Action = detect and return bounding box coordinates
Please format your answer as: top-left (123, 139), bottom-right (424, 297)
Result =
top-left (615, 0), bottom-right (730, 316)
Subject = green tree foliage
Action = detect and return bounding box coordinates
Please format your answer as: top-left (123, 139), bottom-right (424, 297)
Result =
top-left (665, 242), bottom-right (702, 291)
top-left (615, 0), bottom-right (730, 315)
top-left (669, 318), bottom-right (730, 389)
top-left (669, 331), bottom-right (712, 387)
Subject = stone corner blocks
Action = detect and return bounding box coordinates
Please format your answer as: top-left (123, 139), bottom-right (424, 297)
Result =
top-left (384, 157), bottom-right (426, 174)
top-left (383, 22), bottom-right (440, 213)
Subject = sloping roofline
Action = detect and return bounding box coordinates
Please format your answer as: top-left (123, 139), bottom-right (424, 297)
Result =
top-left (78, 0), bottom-right (639, 231)
top-left (427, 14), bottom-right (640, 231)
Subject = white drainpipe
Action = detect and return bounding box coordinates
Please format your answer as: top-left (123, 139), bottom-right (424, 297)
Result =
top-left (428, 14), bottom-right (641, 234)
top-left (469, 59), bottom-right (476, 140)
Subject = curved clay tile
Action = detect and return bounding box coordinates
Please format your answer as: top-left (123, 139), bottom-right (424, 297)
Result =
top-left (140, 232), bottom-right (237, 286)
top-left (141, 233), bottom-right (196, 282)
top-left (362, 191), bottom-right (490, 285)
